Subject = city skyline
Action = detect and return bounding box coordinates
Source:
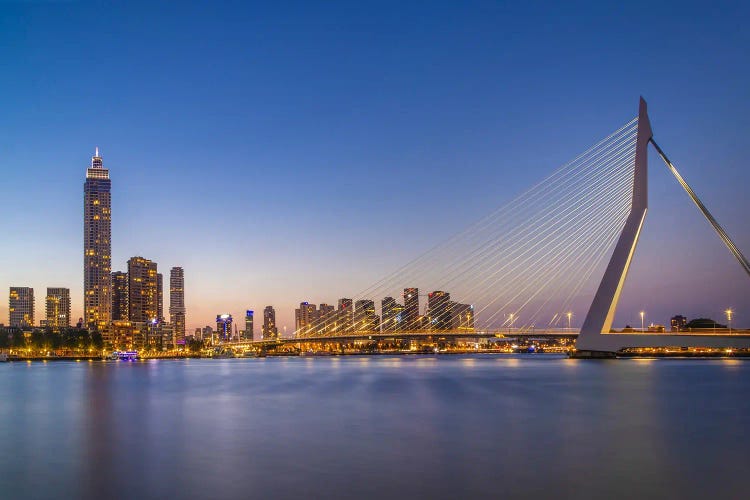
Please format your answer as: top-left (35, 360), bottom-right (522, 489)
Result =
top-left (1, 2), bottom-right (749, 332)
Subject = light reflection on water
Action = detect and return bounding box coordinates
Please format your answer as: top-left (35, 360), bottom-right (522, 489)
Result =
top-left (1, 355), bottom-right (749, 500)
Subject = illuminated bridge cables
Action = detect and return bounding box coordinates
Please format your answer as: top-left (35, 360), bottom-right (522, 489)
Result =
top-left (478, 198), bottom-right (631, 331)
top-left (650, 139), bottom-right (750, 278)
top-left (430, 138), bottom-right (637, 290)
top-left (361, 120), bottom-right (638, 304)
top-left (474, 190), bottom-right (632, 330)
top-left (298, 117), bottom-right (640, 337)
top-left (437, 144), bottom-right (637, 297)
top-left (346, 119), bottom-right (639, 300)
top-left (455, 148), bottom-right (635, 308)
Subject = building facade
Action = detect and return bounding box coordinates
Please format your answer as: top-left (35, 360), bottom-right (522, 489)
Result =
top-left (262, 305), bottom-right (278, 340)
top-left (45, 288), bottom-right (71, 330)
top-left (111, 271), bottom-right (129, 321)
top-left (295, 302), bottom-right (318, 336)
top-left (127, 257), bottom-right (158, 323)
top-left (244, 310), bottom-right (254, 341)
top-left (169, 267), bottom-right (186, 346)
top-left (427, 291), bottom-right (451, 330)
top-left (84, 148), bottom-right (112, 329)
top-left (216, 314), bottom-right (232, 343)
top-left (9, 287), bottom-right (34, 328)
top-left (403, 288), bottom-right (419, 330)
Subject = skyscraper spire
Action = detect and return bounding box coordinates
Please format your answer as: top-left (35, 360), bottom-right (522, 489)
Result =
top-left (95, 146), bottom-right (99, 157)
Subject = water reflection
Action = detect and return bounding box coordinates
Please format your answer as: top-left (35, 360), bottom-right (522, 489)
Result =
top-left (0, 356), bottom-right (748, 499)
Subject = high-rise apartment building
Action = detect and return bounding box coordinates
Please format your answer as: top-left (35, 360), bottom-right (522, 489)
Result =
top-left (449, 302), bottom-right (474, 331)
top-left (111, 271), bottom-right (129, 321)
top-left (216, 314), bottom-right (232, 343)
top-left (157, 273), bottom-right (164, 323)
top-left (84, 147), bottom-right (112, 329)
top-left (382, 296), bottom-right (404, 332)
top-left (45, 288), bottom-right (71, 330)
top-left (127, 257), bottom-right (158, 323)
top-left (337, 298), bottom-right (353, 333)
top-left (9, 287), bottom-right (34, 328)
top-left (262, 306), bottom-right (278, 340)
top-left (295, 302), bottom-right (317, 336)
top-left (169, 267), bottom-right (186, 346)
top-left (354, 299), bottom-right (378, 332)
top-left (427, 291), bottom-right (451, 330)
top-left (244, 310), bottom-right (254, 341)
top-left (403, 288), bottom-right (419, 330)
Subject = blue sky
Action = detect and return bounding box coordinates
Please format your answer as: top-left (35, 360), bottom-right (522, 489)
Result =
top-left (1, 0), bottom-right (749, 331)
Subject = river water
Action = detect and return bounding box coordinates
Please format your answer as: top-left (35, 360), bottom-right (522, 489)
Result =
top-left (1, 355), bottom-right (748, 499)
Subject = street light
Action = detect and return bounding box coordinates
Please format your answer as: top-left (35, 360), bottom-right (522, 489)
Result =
top-left (640, 311), bottom-right (645, 332)
top-left (726, 309), bottom-right (733, 334)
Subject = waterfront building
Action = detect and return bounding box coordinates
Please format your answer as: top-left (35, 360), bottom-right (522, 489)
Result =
top-left (111, 271), bottom-right (129, 321)
top-left (427, 291), bottom-right (451, 330)
top-left (128, 257), bottom-right (158, 323)
top-left (245, 310), bottom-right (254, 341)
top-left (403, 288), bottom-right (419, 330)
top-left (45, 288), bottom-right (71, 330)
top-left (381, 296), bottom-right (405, 332)
top-left (83, 147), bottom-right (112, 330)
top-left (216, 314), bottom-right (232, 343)
top-left (157, 273), bottom-right (164, 323)
top-left (295, 302), bottom-right (317, 336)
top-left (337, 298), bottom-right (353, 333)
top-left (671, 315), bottom-right (688, 332)
top-left (9, 287), bottom-right (34, 328)
top-left (169, 267), bottom-right (186, 346)
top-left (262, 306), bottom-right (278, 340)
top-left (317, 303), bottom-right (335, 334)
top-left (450, 302), bottom-right (475, 331)
top-left (201, 325), bottom-right (214, 342)
top-left (109, 320), bottom-right (135, 351)
top-left (354, 299), bottom-right (378, 332)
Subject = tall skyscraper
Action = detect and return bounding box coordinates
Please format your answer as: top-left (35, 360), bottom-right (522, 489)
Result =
top-left (295, 302), bottom-right (317, 336)
top-left (169, 267), bottom-right (186, 346)
top-left (427, 291), bottom-right (451, 330)
top-left (45, 288), bottom-right (71, 330)
top-left (450, 302), bottom-right (474, 331)
top-left (382, 296), bottom-right (403, 332)
top-left (354, 299), bottom-right (378, 332)
top-left (9, 287), bottom-right (34, 328)
top-left (403, 288), bottom-right (419, 330)
top-left (157, 273), bottom-right (164, 323)
top-left (111, 271), bottom-right (129, 321)
top-left (245, 310), bottom-right (254, 341)
top-left (337, 298), bottom-right (353, 333)
top-left (262, 306), bottom-right (278, 340)
top-left (84, 147), bottom-right (112, 330)
top-left (216, 314), bottom-right (232, 343)
top-left (128, 257), bottom-right (158, 323)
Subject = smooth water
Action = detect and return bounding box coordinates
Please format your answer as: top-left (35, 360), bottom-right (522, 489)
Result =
top-left (1, 355), bottom-right (749, 499)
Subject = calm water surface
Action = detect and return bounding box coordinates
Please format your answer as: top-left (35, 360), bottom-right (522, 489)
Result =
top-left (1, 355), bottom-right (749, 499)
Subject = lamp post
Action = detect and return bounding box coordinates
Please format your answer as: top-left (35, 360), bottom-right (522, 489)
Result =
top-left (726, 309), bottom-right (733, 334)
top-left (640, 311), bottom-right (645, 332)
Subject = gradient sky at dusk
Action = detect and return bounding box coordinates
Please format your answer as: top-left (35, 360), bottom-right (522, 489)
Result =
top-left (1, 0), bottom-right (749, 331)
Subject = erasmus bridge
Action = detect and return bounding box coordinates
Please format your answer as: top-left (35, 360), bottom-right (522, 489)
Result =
top-left (241, 98), bottom-right (750, 357)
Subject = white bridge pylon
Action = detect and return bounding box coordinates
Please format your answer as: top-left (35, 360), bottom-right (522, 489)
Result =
top-left (575, 97), bottom-right (750, 355)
